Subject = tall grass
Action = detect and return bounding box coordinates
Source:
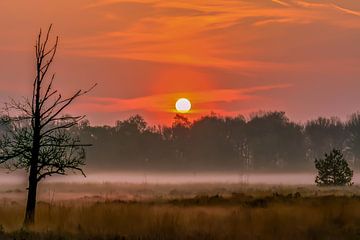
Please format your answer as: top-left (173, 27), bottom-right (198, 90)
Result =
top-left (1, 187), bottom-right (360, 239)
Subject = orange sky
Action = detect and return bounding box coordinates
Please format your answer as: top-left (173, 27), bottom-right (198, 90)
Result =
top-left (0, 0), bottom-right (360, 125)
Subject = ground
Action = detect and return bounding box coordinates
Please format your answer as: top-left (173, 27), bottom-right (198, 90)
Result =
top-left (0, 182), bottom-right (360, 240)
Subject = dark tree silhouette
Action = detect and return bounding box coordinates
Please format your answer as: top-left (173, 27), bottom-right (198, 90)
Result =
top-left (168, 114), bottom-right (192, 162)
top-left (246, 111), bottom-right (306, 169)
top-left (62, 111), bottom-right (360, 172)
top-left (315, 149), bottom-right (353, 186)
top-left (346, 113), bottom-right (360, 170)
top-left (305, 117), bottom-right (346, 160)
top-left (189, 114), bottom-right (236, 168)
top-left (226, 115), bottom-right (250, 171)
top-left (0, 25), bottom-right (95, 226)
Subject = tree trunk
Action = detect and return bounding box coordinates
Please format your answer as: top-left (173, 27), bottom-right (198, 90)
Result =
top-left (24, 83), bottom-right (40, 226)
top-left (24, 135), bottom-right (40, 226)
top-left (24, 165), bottom-right (38, 226)
top-left (24, 126), bottom-right (40, 226)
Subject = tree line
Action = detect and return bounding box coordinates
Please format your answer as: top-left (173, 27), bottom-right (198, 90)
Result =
top-left (77, 111), bottom-right (360, 172)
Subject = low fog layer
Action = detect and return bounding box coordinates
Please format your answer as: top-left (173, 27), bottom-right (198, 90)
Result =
top-left (2, 172), bottom-right (360, 185)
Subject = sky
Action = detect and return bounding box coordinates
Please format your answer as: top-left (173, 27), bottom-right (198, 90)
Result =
top-left (0, 0), bottom-right (359, 125)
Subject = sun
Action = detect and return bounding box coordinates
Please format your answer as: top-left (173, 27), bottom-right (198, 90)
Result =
top-left (175, 98), bottom-right (192, 113)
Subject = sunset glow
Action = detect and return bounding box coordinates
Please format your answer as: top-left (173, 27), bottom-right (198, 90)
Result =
top-left (0, 0), bottom-right (359, 125)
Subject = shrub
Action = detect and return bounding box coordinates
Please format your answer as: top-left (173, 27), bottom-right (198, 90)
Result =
top-left (315, 149), bottom-right (353, 186)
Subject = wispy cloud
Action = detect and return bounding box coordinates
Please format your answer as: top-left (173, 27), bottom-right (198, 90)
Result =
top-left (272, 0), bottom-right (291, 7)
top-left (1, 0), bottom-right (360, 124)
top-left (73, 84), bottom-right (291, 115)
top-left (293, 1), bottom-right (360, 17)
top-left (61, 0), bottom-right (360, 70)
top-left (293, 0), bottom-right (328, 8)
top-left (331, 3), bottom-right (360, 17)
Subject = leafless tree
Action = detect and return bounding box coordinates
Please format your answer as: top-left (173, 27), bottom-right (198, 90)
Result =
top-left (0, 25), bottom-right (95, 226)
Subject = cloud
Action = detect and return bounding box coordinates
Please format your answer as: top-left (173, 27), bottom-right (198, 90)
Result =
top-left (71, 84), bottom-right (291, 115)
top-left (272, 0), bottom-right (291, 7)
top-left (1, 0), bottom-right (360, 125)
top-left (293, 0), bottom-right (328, 8)
top-left (59, 0), bottom-right (360, 71)
top-left (293, 1), bottom-right (360, 17)
top-left (331, 3), bottom-right (360, 17)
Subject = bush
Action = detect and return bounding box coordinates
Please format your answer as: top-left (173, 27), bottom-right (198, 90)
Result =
top-left (315, 149), bottom-right (353, 186)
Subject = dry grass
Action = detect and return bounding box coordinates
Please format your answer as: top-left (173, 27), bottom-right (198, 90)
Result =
top-left (0, 184), bottom-right (360, 239)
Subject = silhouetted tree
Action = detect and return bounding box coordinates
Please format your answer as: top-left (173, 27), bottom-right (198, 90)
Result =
top-left (315, 149), bottom-right (353, 186)
top-left (226, 115), bottom-right (250, 171)
top-left (345, 113), bottom-right (360, 170)
top-left (116, 115), bottom-right (147, 134)
top-left (115, 115), bottom-right (147, 165)
top-left (189, 114), bottom-right (236, 169)
top-left (0, 26), bottom-right (94, 225)
top-left (305, 117), bottom-right (346, 160)
top-left (246, 111), bottom-right (305, 169)
top-left (168, 114), bottom-right (191, 162)
top-left (72, 112), bottom-right (360, 172)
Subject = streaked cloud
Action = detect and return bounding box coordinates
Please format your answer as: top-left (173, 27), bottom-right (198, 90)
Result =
top-left (0, 0), bottom-right (359, 124)
top-left (272, 0), bottom-right (291, 7)
top-left (68, 84), bottom-right (290, 124)
top-left (331, 3), bottom-right (360, 17)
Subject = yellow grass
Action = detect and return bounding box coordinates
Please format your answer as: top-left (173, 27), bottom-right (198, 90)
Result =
top-left (0, 183), bottom-right (360, 239)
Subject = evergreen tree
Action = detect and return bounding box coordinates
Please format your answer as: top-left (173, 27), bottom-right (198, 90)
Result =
top-left (315, 149), bottom-right (353, 186)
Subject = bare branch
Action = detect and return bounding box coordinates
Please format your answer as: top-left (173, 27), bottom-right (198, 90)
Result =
top-left (0, 25), bottom-right (93, 190)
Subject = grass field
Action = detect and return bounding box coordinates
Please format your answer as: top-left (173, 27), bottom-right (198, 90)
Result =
top-left (0, 183), bottom-right (360, 239)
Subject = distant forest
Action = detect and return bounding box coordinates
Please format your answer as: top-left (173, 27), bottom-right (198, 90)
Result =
top-left (63, 111), bottom-right (360, 172)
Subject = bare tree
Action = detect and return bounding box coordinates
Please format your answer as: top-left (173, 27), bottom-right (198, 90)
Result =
top-left (0, 25), bottom-right (95, 226)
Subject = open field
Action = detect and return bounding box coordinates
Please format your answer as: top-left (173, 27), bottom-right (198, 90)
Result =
top-left (1, 182), bottom-right (360, 239)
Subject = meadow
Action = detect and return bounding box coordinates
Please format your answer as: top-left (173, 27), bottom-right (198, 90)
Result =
top-left (0, 182), bottom-right (360, 239)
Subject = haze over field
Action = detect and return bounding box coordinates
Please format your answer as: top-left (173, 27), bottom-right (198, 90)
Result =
top-left (0, 171), bottom-right (324, 185)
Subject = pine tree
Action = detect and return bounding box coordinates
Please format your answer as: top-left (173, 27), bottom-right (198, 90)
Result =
top-left (315, 149), bottom-right (353, 186)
